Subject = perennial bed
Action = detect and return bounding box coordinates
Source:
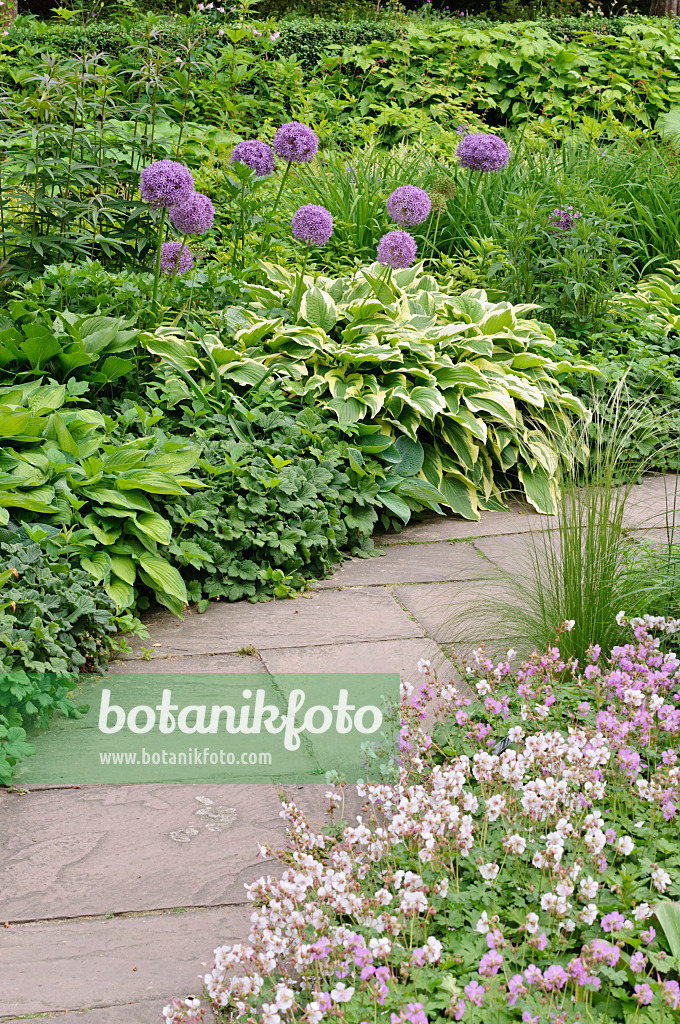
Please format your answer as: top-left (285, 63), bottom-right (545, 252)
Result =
top-left (166, 616), bottom-right (680, 1024)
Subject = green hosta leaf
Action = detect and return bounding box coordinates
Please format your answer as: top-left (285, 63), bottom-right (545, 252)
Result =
top-left (299, 287), bottom-right (337, 332)
top-left (117, 471), bottom-right (191, 495)
top-left (144, 449), bottom-right (200, 475)
top-left (81, 551), bottom-right (111, 582)
top-left (134, 511), bottom-right (173, 545)
top-left (219, 361), bottom-right (271, 387)
top-left (105, 575), bottom-right (135, 610)
top-left (394, 477), bottom-right (446, 513)
top-left (433, 365), bottom-right (489, 390)
top-left (109, 554), bottom-right (136, 586)
top-left (399, 386), bottom-right (446, 418)
top-left (81, 514), bottom-right (121, 544)
top-left (138, 553), bottom-right (187, 607)
top-left (382, 436), bottom-right (424, 477)
top-left (480, 305), bottom-right (516, 333)
top-left (653, 902), bottom-right (680, 959)
top-left (326, 397), bottom-right (366, 424)
top-left (0, 493), bottom-right (56, 513)
top-left (356, 433), bottom-right (394, 453)
top-left (52, 413), bottom-right (80, 457)
top-left (378, 490), bottom-right (412, 523)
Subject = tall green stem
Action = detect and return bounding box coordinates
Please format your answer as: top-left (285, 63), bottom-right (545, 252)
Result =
top-left (151, 207), bottom-right (167, 308)
top-left (258, 160), bottom-right (292, 259)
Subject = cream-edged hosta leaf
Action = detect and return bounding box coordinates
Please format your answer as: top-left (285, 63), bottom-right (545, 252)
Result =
top-left (464, 388), bottom-right (517, 427)
top-left (438, 417), bottom-right (479, 471)
top-left (502, 374), bottom-right (545, 408)
top-left (480, 305), bottom-right (516, 333)
top-left (398, 386), bottom-right (446, 418)
top-left (299, 287), bottom-right (338, 332)
top-left (235, 319), bottom-right (283, 346)
top-left (518, 464), bottom-right (559, 515)
top-left (326, 397), bottom-right (366, 424)
top-left (438, 471), bottom-right (480, 521)
top-left (433, 365), bottom-right (489, 390)
top-left (219, 360), bottom-right (272, 387)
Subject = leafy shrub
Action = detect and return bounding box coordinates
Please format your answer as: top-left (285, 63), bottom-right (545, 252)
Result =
top-left (0, 381), bottom-right (202, 616)
top-left (144, 262), bottom-right (597, 519)
top-left (158, 402), bottom-right (385, 605)
top-left (168, 614), bottom-right (680, 1024)
top-left (0, 522), bottom-right (123, 783)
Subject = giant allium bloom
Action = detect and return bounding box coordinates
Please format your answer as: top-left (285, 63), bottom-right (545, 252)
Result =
top-left (291, 204), bottom-right (333, 245)
top-left (169, 192), bottom-right (215, 235)
top-left (386, 185), bottom-right (431, 227)
top-left (376, 229), bottom-right (417, 269)
top-left (158, 241), bottom-right (194, 275)
top-left (456, 133), bottom-right (510, 172)
top-left (549, 205), bottom-right (582, 231)
top-left (272, 122), bottom-right (318, 163)
top-left (230, 139), bottom-right (276, 177)
top-left (139, 160), bottom-right (195, 209)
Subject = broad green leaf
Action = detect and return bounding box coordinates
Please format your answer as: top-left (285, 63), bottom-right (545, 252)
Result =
top-left (109, 554), bottom-right (136, 585)
top-left (134, 511), bottom-right (173, 545)
top-left (117, 471), bottom-right (190, 495)
top-left (81, 551), bottom-right (111, 582)
top-left (138, 553), bottom-right (187, 608)
top-left (105, 575), bottom-right (135, 610)
top-left (299, 287), bottom-right (337, 332)
top-left (439, 472), bottom-right (480, 521)
top-left (81, 514), bottom-right (120, 545)
top-left (379, 490), bottom-right (412, 523)
top-left (382, 435), bottom-right (424, 476)
top-left (517, 464), bottom-right (558, 515)
top-left (395, 477), bottom-right (446, 513)
top-left (653, 902), bottom-right (680, 959)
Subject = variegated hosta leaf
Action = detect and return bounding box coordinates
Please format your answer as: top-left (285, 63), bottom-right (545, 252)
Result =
top-left (147, 263), bottom-right (598, 520)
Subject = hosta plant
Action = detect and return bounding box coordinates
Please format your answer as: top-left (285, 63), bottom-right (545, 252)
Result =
top-left (0, 381), bottom-right (201, 615)
top-left (616, 261), bottom-right (680, 338)
top-left (142, 263), bottom-right (598, 520)
top-left (167, 614), bottom-right (680, 1024)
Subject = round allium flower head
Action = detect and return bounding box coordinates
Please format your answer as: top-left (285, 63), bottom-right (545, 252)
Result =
top-left (272, 121), bottom-right (318, 163)
top-left (376, 229), bottom-right (417, 269)
top-left (291, 204), bottom-right (333, 245)
top-left (386, 185), bottom-right (431, 227)
top-left (139, 160), bottom-right (195, 209)
top-left (230, 139), bottom-right (276, 177)
top-left (158, 241), bottom-right (194, 275)
top-left (549, 205), bottom-right (582, 231)
top-left (456, 133), bottom-right (510, 172)
top-left (168, 192), bottom-right (215, 235)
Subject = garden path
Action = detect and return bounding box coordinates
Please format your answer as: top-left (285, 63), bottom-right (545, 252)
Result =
top-left (0, 475), bottom-right (675, 1023)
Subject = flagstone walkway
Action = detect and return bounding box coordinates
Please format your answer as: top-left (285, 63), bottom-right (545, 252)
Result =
top-left (0, 475), bottom-right (676, 1023)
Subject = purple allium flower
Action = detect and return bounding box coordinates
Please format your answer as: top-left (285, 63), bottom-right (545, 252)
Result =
top-left (272, 121), bottom-right (318, 163)
top-left (456, 133), bottom-right (510, 172)
top-left (376, 229), bottom-right (417, 269)
top-left (549, 205), bottom-right (582, 231)
top-left (168, 192), bottom-right (215, 235)
top-left (230, 139), bottom-right (276, 177)
top-left (139, 160), bottom-right (195, 209)
top-left (386, 185), bottom-right (431, 227)
top-left (158, 241), bottom-right (194, 275)
top-left (291, 204), bottom-right (333, 245)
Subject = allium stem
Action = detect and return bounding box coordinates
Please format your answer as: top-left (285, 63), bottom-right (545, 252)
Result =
top-left (258, 160), bottom-right (292, 259)
top-left (293, 245), bottom-right (310, 317)
top-left (151, 207), bottom-right (167, 309)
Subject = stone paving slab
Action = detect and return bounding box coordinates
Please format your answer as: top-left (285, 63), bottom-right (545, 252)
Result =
top-left (313, 541), bottom-right (490, 588)
top-left (5, 1000), bottom-right (165, 1023)
top-left (119, 589), bottom-right (426, 659)
top-left (259, 636), bottom-right (448, 678)
top-left (621, 475), bottom-right (680, 529)
top-left (110, 653), bottom-right (266, 673)
top-left (393, 581), bottom-right (512, 644)
top-left (0, 905), bottom-right (250, 1017)
top-left (375, 502), bottom-right (551, 544)
top-left (0, 785), bottom-right (283, 922)
top-left (472, 532), bottom-right (538, 574)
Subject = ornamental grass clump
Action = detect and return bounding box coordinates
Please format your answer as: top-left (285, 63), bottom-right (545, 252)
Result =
top-left (167, 614), bottom-right (680, 1024)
